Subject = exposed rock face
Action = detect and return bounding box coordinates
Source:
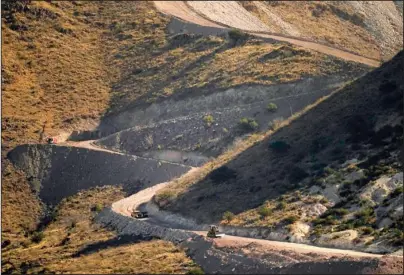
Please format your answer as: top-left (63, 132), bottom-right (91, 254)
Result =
top-left (300, 203), bottom-right (328, 219)
top-left (315, 230), bottom-right (359, 250)
top-left (7, 144), bottom-right (191, 205)
top-left (97, 77), bottom-right (360, 154)
top-left (360, 172), bottom-right (403, 204)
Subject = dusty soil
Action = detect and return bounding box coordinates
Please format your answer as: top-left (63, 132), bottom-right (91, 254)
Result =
top-left (154, 1), bottom-right (381, 67)
top-left (106, 170), bottom-right (403, 274)
top-left (111, 177), bottom-right (384, 258)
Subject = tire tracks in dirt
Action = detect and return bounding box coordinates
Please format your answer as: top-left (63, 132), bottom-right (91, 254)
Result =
top-left (154, 1), bottom-right (381, 67)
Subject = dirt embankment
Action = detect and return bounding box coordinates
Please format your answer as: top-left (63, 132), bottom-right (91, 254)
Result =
top-left (96, 75), bottom-right (367, 159)
top-left (97, 207), bottom-right (390, 274)
top-left (95, 181), bottom-right (401, 274)
top-left (7, 144), bottom-right (191, 205)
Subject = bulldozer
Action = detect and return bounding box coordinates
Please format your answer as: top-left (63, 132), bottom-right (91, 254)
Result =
top-left (207, 225), bottom-right (221, 238)
top-left (131, 210), bottom-right (148, 219)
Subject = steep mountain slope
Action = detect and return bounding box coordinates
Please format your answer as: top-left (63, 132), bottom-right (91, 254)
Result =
top-left (190, 1), bottom-right (403, 61)
top-left (155, 50), bottom-right (403, 253)
top-left (2, 0), bottom-right (403, 273)
top-left (1, 1), bottom-right (198, 273)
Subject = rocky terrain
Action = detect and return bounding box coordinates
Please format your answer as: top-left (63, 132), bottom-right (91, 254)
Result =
top-left (2, 1), bottom-right (403, 274)
top-left (155, 50), bottom-right (403, 255)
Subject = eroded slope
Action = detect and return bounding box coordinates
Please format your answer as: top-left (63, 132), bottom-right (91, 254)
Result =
top-left (155, 51), bottom-right (403, 252)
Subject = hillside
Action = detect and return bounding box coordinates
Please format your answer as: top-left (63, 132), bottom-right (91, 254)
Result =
top-left (155, 50), bottom-right (403, 253)
top-left (190, 1), bottom-right (403, 61)
top-left (2, 0), bottom-right (403, 274)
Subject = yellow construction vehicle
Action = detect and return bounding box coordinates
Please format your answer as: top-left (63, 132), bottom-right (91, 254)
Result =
top-left (131, 210), bottom-right (148, 219)
top-left (207, 225), bottom-right (221, 238)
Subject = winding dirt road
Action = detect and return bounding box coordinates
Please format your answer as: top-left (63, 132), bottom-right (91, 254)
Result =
top-left (111, 177), bottom-right (386, 259)
top-left (154, 1), bottom-right (381, 67)
top-left (58, 140), bottom-right (393, 259)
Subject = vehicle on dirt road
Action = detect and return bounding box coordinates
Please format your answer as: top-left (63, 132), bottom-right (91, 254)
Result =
top-left (46, 136), bottom-right (57, 144)
top-left (207, 225), bottom-right (223, 238)
top-left (131, 210), bottom-right (149, 219)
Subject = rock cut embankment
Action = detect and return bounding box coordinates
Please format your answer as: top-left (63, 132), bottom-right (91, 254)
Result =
top-left (7, 144), bottom-right (191, 205)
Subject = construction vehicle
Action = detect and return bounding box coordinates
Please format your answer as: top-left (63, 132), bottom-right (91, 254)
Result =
top-left (131, 210), bottom-right (149, 219)
top-left (207, 225), bottom-right (223, 238)
top-left (46, 136), bottom-right (57, 144)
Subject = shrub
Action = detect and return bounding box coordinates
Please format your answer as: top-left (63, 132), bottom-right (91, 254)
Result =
top-left (362, 227), bottom-right (374, 235)
top-left (203, 114), bottom-right (214, 127)
top-left (223, 211), bottom-right (235, 222)
top-left (277, 201), bottom-right (286, 210)
top-left (284, 215), bottom-right (299, 224)
top-left (320, 197), bottom-right (329, 204)
top-left (267, 102), bottom-right (278, 112)
top-left (228, 28), bottom-right (248, 41)
top-left (156, 190), bottom-right (175, 201)
top-left (268, 117), bottom-right (284, 130)
top-left (92, 203), bottom-right (103, 212)
top-left (238, 117), bottom-right (259, 132)
top-left (258, 205), bottom-right (272, 217)
top-left (337, 223), bottom-right (354, 231)
top-left (31, 231), bottom-right (44, 243)
top-left (391, 186), bottom-right (403, 198)
top-left (323, 167), bottom-right (335, 175)
top-left (187, 267), bottom-right (205, 275)
top-left (269, 140), bottom-right (290, 153)
top-left (209, 166), bottom-right (237, 183)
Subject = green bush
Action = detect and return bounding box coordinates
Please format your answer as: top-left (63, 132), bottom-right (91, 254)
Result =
top-left (337, 223), bottom-right (354, 231)
top-left (187, 267), bottom-right (205, 275)
top-left (284, 215), bottom-right (299, 224)
top-left (326, 208), bottom-right (349, 217)
top-left (267, 102), bottom-right (278, 112)
top-left (362, 227), bottom-right (374, 235)
top-left (92, 203), bottom-right (103, 212)
top-left (277, 201), bottom-right (286, 210)
top-left (269, 140), bottom-right (290, 153)
top-left (258, 205), bottom-right (272, 217)
top-left (228, 28), bottom-right (248, 41)
top-left (323, 167), bottom-right (335, 175)
top-left (223, 211), bottom-right (235, 222)
top-left (238, 117), bottom-right (259, 132)
top-left (320, 197), bottom-right (329, 204)
top-left (31, 231), bottom-right (44, 243)
top-left (203, 114), bottom-right (214, 126)
top-left (391, 186), bottom-right (403, 198)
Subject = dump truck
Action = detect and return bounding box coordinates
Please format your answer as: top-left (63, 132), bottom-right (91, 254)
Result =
top-left (131, 210), bottom-right (149, 219)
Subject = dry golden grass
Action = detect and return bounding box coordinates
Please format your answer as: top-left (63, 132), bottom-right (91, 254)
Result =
top-left (1, 159), bottom-right (43, 245)
top-left (2, 1), bottom-right (113, 150)
top-left (2, 186), bottom-right (195, 274)
top-left (0, 1), bottom-right (371, 269)
top-left (166, 43), bottom-right (336, 92)
top-left (1, 3), bottom-right (196, 271)
top-left (240, 1), bottom-right (381, 60)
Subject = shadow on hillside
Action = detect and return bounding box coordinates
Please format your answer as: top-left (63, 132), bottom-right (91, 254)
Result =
top-left (163, 51), bottom-right (403, 224)
top-left (73, 234), bottom-right (153, 257)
